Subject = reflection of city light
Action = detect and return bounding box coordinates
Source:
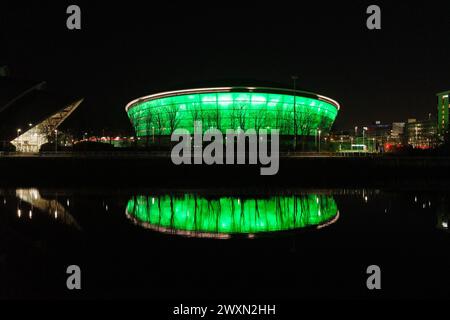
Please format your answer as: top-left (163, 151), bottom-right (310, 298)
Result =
top-left (443, 222), bottom-right (448, 229)
top-left (17, 209), bottom-right (21, 217)
top-left (67, 199), bottom-right (70, 207)
top-left (3, 199), bottom-right (6, 205)
top-left (15, 188), bottom-right (81, 230)
top-left (105, 205), bottom-right (108, 211)
top-left (29, 189), bottom-right (39, 200)
top-left (29, 210), bottom-right (32, 219)
top-left (364, 196), bottom-right (368, 202)
top-left (414, 196), bottom-right (417, 203)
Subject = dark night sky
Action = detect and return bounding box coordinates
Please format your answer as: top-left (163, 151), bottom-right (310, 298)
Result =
top-left (1, 1), bottom-right (449, 133)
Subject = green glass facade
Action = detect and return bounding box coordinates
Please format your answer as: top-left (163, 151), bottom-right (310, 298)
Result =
top-left (126, 193), bottom-right (338, 237)
top-left (126, 88), bottom-right (339, 137)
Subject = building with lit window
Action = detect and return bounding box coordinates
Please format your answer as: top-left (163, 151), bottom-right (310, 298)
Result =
top-left (126, 86), bottom-right (340, 143)
top-left (0, 76), bottom-right (83, 152)
top-left (437, 90), bottom-right (450, 139)
top-left (405, 118), bottom-right (438, 149)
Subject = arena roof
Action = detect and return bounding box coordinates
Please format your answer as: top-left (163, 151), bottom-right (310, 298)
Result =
top-left (126, 86), bottom-right (341, 112)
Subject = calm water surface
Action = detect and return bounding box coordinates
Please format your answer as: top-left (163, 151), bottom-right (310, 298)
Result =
top-left (0, 187), bottom-right (449, 299)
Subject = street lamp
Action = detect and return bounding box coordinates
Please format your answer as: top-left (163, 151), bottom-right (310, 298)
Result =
top-left (315, 128), bottom-right (318, 149)
top-left (363, 127), bottom-right (368, 150)
top-left (16, 129), bottom-right (21, 152)
top-left (318, 129), bottom-right (322, 152)
top-left (54, 129), bottom-right (58, 152)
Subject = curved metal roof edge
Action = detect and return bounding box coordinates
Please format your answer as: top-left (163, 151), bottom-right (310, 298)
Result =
top-left (125, 87), bottom-right (340, 113)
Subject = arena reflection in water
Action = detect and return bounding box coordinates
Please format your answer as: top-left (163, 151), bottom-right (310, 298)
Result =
top-left (126, 193), bottom-right (339, 238)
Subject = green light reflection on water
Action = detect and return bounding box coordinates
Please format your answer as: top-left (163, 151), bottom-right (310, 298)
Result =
top-left (126, 194), bottom-right (338, 236)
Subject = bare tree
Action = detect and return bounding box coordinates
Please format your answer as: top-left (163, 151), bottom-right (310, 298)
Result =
top-left (297, 109), bottom-right (315, 150)
top-left (229, 104), bottom-right (238, 130)
top-left (274, 106), bottom-right (286, 135)
top-left (154, 112), bottom-right (165, 145)
top-left (237, 102), bottom-right (247, 130)
top-left (203, 109), bottom-right (215, 131)
top-left (214, 102), bottom-right (221, 131)
top-left (144, 111), bottom-right (154, 147)
top-left (253, 105), bottom-right (268, 134)
top-left (189, 102), bottom-right (202, 133)
top-left (165, 104), bottom-right (181, 134)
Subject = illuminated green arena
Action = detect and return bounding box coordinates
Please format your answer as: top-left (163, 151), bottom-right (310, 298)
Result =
top-left (126, 193), bottom-right (339, 238)
top-left (126, 87), bottom-right (340, 137)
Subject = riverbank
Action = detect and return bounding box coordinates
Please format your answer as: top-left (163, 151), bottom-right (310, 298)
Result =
top-left (2, 153), bottom-right (450, 188)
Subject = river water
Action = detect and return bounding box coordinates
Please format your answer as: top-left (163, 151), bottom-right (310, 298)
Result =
top-left (0, 187), bottom-right (449, 299)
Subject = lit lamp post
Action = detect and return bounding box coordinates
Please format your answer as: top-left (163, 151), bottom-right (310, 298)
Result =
top-left (152, 126), bottom-right (155, 143)
top-left (17, 128), bottom-right (21, 152)
top-left (315, 128), bottom-right (318, 149)
top-left (318, 129), bottom-right (322, 153)
top-left (362, 127), bottom-right (367, 151)
top-left (55, 129), bottom-right (58, 152)
top-left (27, 124), bottom-right (33, 152)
